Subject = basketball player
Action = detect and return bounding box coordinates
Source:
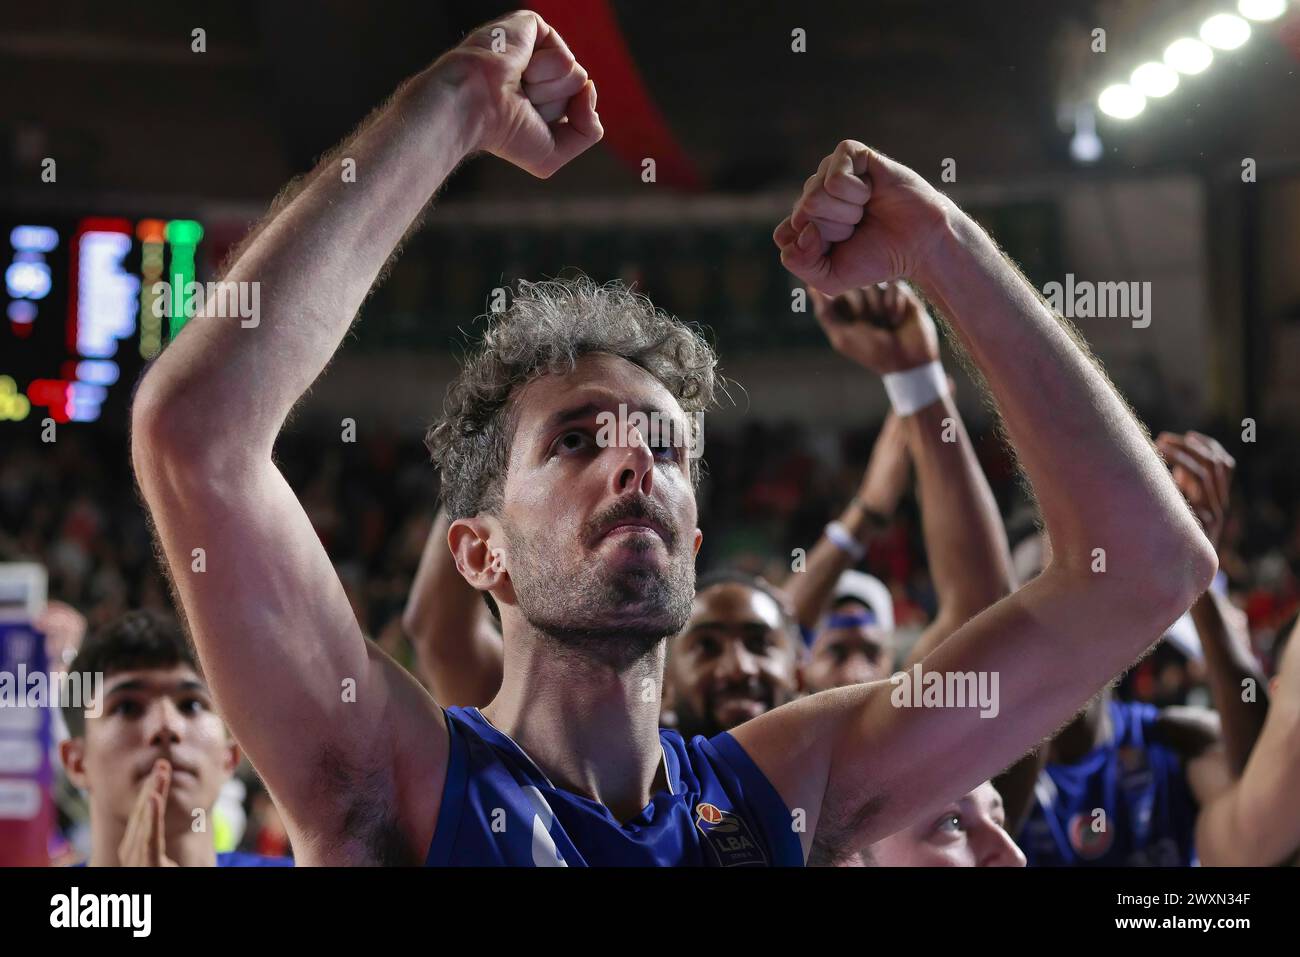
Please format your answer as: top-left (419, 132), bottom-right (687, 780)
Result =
top-left (402, 304), bottom-right (906, 719)
top-left (1011, 432), bottom-right (1263, 865)
top-left (59, 611), bottom-right (290, 866)
top-left (130, 11), bottom-right (1216, 865)
top-left (1195, 614), bottom-right (1300, 865)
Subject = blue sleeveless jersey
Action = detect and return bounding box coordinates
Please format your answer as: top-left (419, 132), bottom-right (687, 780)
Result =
top-left (1018, 700), bottom-right (1198, 866)
top-left (215, 851), bottom-right (292, 867)
top-left (425, 707), bottom-right (804, 866)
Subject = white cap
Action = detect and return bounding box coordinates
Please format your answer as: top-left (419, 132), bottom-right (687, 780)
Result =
top-left (831, 570), bottom-right (895, 633)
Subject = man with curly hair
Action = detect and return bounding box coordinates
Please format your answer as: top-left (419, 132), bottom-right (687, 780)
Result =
top-left (131, 12), bottom-right (1216, 865)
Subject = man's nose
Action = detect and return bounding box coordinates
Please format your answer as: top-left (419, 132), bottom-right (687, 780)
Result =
top-left (143, 698), bottom-right (184, 747)
top-left (977, 823), bottom-right (1027, 868)
top-left (612, 426), bottom-right (655, 497)
top-left (716, 639), bottom-right (760, 682)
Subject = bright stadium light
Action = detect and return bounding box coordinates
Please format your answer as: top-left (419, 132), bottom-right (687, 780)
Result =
top-left (1098, 83), bottom-right (1146, 119)
top-left (1201, 13), bottom-right (1252, 49)
top-left (1238, 0), bottom-right (1286, 22)
top-left (1164, 37), bottom-right (1214, 73)
top-left (1131, 61), bottom-right (1180, 97)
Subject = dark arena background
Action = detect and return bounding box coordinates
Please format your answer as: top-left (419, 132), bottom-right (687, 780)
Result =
top-left (1, 0), bottom-right (1299, 940)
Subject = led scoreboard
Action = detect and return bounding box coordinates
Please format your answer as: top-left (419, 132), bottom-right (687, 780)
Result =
top-left (1, 215), bottom-right (205, 426)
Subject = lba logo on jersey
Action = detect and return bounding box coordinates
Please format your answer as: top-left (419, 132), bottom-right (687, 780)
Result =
top-left (694, 802), bottom-right (767, 866)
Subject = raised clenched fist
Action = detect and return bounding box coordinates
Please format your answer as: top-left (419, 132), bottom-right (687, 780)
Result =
top-left (774, 141), bottom-right (955, 295)
top-left (1155, 431), bottom-right (1235, 552)
top-left (434, 11), bottom-right (603, 179)
top-left (810, 281), bottom-right (940, 375)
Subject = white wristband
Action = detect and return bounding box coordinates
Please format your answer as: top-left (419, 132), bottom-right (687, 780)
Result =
top-left (825, 521), bottom-right (866, 561)
top-left (882, 360), bottom-right (949, 416)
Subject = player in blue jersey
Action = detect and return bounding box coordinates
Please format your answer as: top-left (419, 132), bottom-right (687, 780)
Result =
top-left (58, 611), bottom-right (291, 866)
top-left (1007, 432), bottom-right (1267, 865)
top-left (401, 280), bottom-right (1026, 869)
top-left (131, 11), bottom-right (1216, 865)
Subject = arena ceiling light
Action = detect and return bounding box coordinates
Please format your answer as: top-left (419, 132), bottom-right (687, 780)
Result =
top-left (1164, 37), bottom-right (1214, 74)
top-left (1098, 83), bottom-right (1146, 119)
top-left (1094, 1), bottom-right (1290, 125)
top-left (1238, 0), bottom-right (1286, 22)
top-left (1200, 12), bottom-right (1253, 48)
top-left (1131, 61), bottom-right (1180, 96)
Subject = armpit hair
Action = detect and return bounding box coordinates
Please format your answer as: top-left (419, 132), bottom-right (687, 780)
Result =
top-left (313, 743), bottom-right (417, 866)
top-left (808, 791), bottom-right (888, 866)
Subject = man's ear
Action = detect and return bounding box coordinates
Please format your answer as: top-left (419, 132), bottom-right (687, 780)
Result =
top-left (60, 736), bottom-right (89, 791)
top-left (223, 739), bottom-right (241, 777)
top-left (692, 528), bottom-right (703, 557)
top-left (448, 516), bottom-right (509, 595)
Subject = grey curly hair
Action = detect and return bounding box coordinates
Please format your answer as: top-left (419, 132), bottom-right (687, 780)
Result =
top-left (426, 276), bottom-right (718, 521)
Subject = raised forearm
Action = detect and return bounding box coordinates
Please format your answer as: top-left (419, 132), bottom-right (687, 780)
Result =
top-left (785, 502), bottom-right (880, 630)
top-left (1192, 589), bottom-right (1269, 776)
top-left (136, 68), bottom-right (481, 454)
top-left (914, 214), bottom-right (1214, 597)
top-left (904, 394), bottom-right (1012, 665)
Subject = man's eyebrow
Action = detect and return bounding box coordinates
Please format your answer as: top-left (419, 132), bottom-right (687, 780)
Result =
top-left (539, 402), bottom-right (606, 436)
top-left (539, 401), bottom-right (687, 438)
top-left (103, 677), bottom-right (209, 697)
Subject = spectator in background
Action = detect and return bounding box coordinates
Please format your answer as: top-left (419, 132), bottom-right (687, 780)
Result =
top-left (802, 571), bottom-right (897, 693)
top-left (58, 611), bottom-right (290, 866)
top-left (663, 570), bottom-right (803, 739)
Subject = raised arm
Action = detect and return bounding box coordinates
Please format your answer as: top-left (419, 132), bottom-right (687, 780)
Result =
top-left (403, 508), bottom-right (504, 706)
top-left (733, 141), bottom-right (1216, 859)
top-left (130, 12), bottom-right (601, 860)
top-left (781, 408), bottom-right (910, 633)
top-left (810, 283), bottom-right (1019, 666)
top-left (1195, 615), bottom-right (1300, 865)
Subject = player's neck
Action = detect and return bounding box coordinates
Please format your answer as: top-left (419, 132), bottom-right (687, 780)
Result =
top-left (485, 629), bottom-right (668, 823)
top-left (88, 808), bottom-right (219, 867)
